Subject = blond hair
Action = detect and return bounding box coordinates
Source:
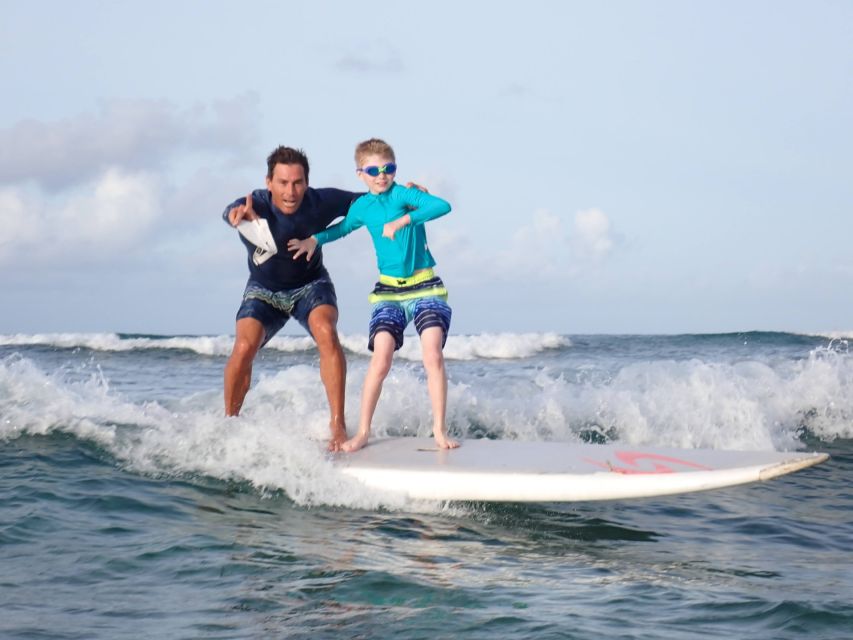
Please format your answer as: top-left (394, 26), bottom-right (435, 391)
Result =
top-left (354, 138), bottom-right (396, 167)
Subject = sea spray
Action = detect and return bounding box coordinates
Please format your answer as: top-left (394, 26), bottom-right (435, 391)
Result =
top-left (2, 331), bottom-right (850, 510)
top-left (0, 355), bottom-right (439, 510)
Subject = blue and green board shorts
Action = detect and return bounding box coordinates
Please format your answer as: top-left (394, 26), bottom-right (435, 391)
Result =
top-left (366, 269), bottom-right (451, 351)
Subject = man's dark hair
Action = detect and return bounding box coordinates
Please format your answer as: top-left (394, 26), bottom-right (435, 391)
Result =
top-left (266, 146), bottom-right (310, 181)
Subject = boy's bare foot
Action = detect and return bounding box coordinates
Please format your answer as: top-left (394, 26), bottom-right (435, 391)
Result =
top-left (328, 424), bottom-right (348, 452)
top-left (342, 431), bottom-right (370, 452)
top-left (434, 430), bottom-right (460, 449)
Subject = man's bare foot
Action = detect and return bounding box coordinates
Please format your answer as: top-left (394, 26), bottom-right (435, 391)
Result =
top-left (328, 424), bottom-right (348, 452)
top-left (434, 430), bottom-right (460, 449)
top-left (341, 431), bottom-right (370, 453)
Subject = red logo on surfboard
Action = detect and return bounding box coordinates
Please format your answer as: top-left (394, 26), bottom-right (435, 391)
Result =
top-left (584, 451), bottom-right (713, 474)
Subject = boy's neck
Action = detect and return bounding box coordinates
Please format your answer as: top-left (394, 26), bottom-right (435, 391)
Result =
top-left (368, 181), bottom-right (395, 196)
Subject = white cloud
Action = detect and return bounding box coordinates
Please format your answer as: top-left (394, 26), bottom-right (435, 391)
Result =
top-left (336, 41), bottom-right (404, 73)
top-left (512, 209), bottom-right (564, 245)
top-left (0, 95), bottom-right (258, 191)
top-left (0, 189), bottom-right (35, 252)
top-left (479, 207), bottom-right (618, 282)
top-left (0, 96), bottom-right (262, 269)
top-left (499, 83), bottom-right (534, 98)
top-left (484, 209), bottom-right (570, 279)
top-left (0, 169), bottom-right (162, 264)
top-left (572, 208), bottom-right (614, 260)
top-left (61, 169), bottom-right (162, 247)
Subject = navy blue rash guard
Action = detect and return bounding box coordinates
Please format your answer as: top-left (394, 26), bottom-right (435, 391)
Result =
top-left (222, 187), bottom-right (358, 291)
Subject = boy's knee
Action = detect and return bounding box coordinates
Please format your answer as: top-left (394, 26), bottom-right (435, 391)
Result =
top-left (372, 355), bottom-right (394, 379)
top-left (422, 347), bottom-right (445, 373)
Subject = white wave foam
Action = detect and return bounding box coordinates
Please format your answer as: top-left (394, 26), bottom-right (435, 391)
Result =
top-left (0, 331), bottom-right (569, 360)
top-left (469, 345), bottom-right (853, 448)
top-left (339, 331), bottom-right (569, 361)
top-left (0, 332), bottom-right (238, 356)
top-left (2, 345), bottom-right (848, 507)
top-left (0, 355), bottom-right (450, 511)
top-left (443, 332), bottom-right (569, 360)
top-left (801, 331), bottom-right (853, 341)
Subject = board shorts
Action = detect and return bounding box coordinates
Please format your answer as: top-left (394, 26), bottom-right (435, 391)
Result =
top-left (367, 269), bottom-right (451, 352)
top-left (235, 275), bottom-right (337, 346)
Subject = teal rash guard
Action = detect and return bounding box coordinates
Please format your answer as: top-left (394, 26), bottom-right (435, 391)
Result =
top-left (313, 182), bottom-right (451, 278)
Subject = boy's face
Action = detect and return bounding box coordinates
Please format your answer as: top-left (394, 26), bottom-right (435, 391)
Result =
top-left (357, 153), bottom-right (396, 195)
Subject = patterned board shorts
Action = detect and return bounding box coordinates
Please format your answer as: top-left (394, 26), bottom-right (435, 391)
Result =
top-left (235, 276), bottom-right (337, 345)
top-left (367, 269), bottom-right (451, 351)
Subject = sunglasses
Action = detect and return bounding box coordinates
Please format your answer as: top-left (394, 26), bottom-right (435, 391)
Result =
top-left (359, 163), bottom-right (397, 177)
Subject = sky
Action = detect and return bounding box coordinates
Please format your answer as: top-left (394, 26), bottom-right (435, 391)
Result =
top-left (1, 0), bottom-right (851, 336)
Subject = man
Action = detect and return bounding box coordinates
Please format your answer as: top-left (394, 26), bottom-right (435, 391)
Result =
top-left (223, 146), bottom-right (357, 451)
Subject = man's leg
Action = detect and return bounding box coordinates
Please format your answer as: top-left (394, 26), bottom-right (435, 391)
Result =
top-left (307, 304), bottom-right (348, 451)
top-left (224, 317), bottom-right (266, 416)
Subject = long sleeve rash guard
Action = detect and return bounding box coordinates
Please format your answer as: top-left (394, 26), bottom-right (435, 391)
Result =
top-left (313, 183), bottom-right (450, 279)
top-left (223, 187), bottom-right (357, 290)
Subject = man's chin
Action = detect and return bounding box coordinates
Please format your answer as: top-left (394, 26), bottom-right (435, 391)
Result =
top-left (277, 201), bottom-right (300, 213)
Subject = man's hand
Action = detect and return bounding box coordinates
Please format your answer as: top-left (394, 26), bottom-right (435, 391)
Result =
top-left (227, 193), bottom-right (259, 226)
top-left (287, 236), bottom-right (318, 261)
top-left (406, 182), bottom-right (428, 193)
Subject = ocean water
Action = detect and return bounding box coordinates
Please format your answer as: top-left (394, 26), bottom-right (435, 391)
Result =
top-left (1, 331), bottom-right (851, 639)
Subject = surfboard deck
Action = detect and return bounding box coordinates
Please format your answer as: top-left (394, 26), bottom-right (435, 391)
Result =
top-left (335, 438), bottom-right (829, 502)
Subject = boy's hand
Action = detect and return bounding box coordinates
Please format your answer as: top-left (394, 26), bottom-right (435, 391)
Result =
top-left (382, 214), bottom-right (411, 240)
top-left (287, 236), bottom-right (318, 260)
top-left (227, 193), bottom-right (259, 226)
top-left (406, 182), bottom-right (429, 193)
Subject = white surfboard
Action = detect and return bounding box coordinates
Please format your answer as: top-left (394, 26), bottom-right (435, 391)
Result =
top-left (335, 438), bottom-right (829, 502)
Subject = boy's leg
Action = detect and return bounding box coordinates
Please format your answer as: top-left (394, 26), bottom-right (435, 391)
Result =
top-left (343, 331), bottom-right (396, 453)
top-left (419, 326), bottom-right (459, 449)
top-left (412, 296), bottom-right (458, 449)
top-left (342, 302), bottom-right (406, 453)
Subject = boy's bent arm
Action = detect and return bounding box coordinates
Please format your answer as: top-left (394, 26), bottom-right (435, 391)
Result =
top-left (383, 214), bottom-right (411, 240)
top-left (397, 186), bottom-right (451, 226)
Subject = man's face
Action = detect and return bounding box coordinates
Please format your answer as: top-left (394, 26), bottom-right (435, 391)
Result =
top-left (266, 163), bottom-right (307, 214)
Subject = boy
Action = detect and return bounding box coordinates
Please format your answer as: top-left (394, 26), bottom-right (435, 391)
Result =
top-left (288, 138), bottom-right (459, 452)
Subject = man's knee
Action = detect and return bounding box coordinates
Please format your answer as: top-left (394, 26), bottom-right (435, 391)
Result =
top-left (231, 336), bottom-right (260, 362)
top-left (230, 319), bottom-right (265, 364)
top-left (309, 306), bottom-right (341, 350)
